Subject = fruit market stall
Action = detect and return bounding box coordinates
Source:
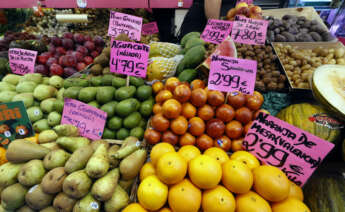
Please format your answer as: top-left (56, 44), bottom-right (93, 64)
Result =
top-left (0, 3), bottom-right (344, 212)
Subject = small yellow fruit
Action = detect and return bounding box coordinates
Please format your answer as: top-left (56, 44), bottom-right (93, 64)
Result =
top-left (150, 142), bottom-right (175, 167)
top-left (140, 162), bottom-right (156, 181)
top-left (177, 145), bottom-right (201, 163)
top-left (271, 197), bottom-right (311, 212)
top-left (156, 152), bottom-right (187, 185)
top-left (202, 185), bottom-right (236, 212)
top-left (236, 191), bottom-right (272, 212)
top-left (204, 147), bottom-right (229, 165)
top-left (122, 203), bottom-right (148, 212)
top-left (230, 150), bottom-right (260, 169)
top-left (222, 160), bottom-right (253, 194)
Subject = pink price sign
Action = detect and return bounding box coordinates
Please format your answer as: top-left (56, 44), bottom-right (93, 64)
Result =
top-left (243, 113), bottom-right (335, 186)
top-left (231, 16), bottom-right (268, 45)
top-left (110, 39), bottom-right (150, 78)
top-left (208, 55), bottom-right (257, 94)
top-left (108, 11), bottom-right (143, 41)
top-left (142, 22), bottom-right (159, 35)
top-left (8, 48), bottom-right (37, 75)
top-left (201, 19), bottom-right (233, 44)
top-left (61, 98), bottom-right (107, 140)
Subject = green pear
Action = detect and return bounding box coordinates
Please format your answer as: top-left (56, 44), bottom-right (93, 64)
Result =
top-left (64, 145), bottom-right (94, 174)
top-left (47, 112), bottom-right (62, 127)
top-left (0, 162), bottom-right (23, 192)
top-left (57, 88), bottom-right (65, 101)
top-left (0, 81), bottom-right (16, 91)
top-left (90, 140), bottom-right (109, 151)
top-left (38, 130), bottom-right (58, 144)
top-left (73, 193), bottom-right (100, 212)
top-left (6, 139), bottom-right (50, 163)
top-left (16, 81), bottom-right (37, 93)
top-left (119, 149), bottom-right (147, 180)
top-left (17, 205), bottom-right (36, 212)
top-left (53, 125), bottom-right (79, 137)
top-left (2, 74), bottom-right (22, 85)
top-left (40, 98), bottom-right (56, 114)
top-left (49, 75), bottom-right (64, 89)
top-left (108, 145), bottom-right (120, 168)
top-left (25, 184), bottom-right (54, 210)
top-left (42, 77), bottom-right (50, 85)
top-left (0, 91), bottom-right (17, 103)
top-left (56, 137), bottom-right (90, 153)
top-left (41, 167), bottom-right (67, 194)
top-left (27, 106), bottom-right (43, 122)
top-left (63, 170), bottom-right (92, 199)
top-left (22, 73), bottom-right (43, 84)
top-left (33, 85), bottom-right (57, 101)
top-left (40, 206), bottom-right (57, 212)
top-left (43, 149), bottom-right (70, 170)
top-left (1, 183), bottom-right (27, 210)
top-left (18, 159), bottom-right (46, 187)
top-left (33, 119), bottom-right (50, 133)
top-left (86, 144), bottom-right (109, 178)
top-left (120, 136), bottom-right (139, 149)
top-left (53, 192), bottom-right (77, 212)
top-left (40, 142), bottom-right (61, 151)
top-left (12, 93), bottom-right (34, 108)
top-left (104, 185), bottom-right (129, 212)
top-left (53, 99), bottom-right (64, 114)
top-left (91, 168), bottom-right (119, 202)
top-left (118, 179), bottom-right (135, 193)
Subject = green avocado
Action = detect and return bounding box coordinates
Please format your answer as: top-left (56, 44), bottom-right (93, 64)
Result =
top-left (102, 128), bottom-right (116, 139)
top-left (100, 101), bottom-right (118, 118)
top-left (116, 98), bottom-right (140, 117)
top-left (112, 77), bottom-right (127, 88)
top-left (78, 87), bottom-right (98, 103)
top-left (178, 69), bottom-right (198, 83)
top-left (107, 116), bottom-right (122, 130)
top-left (139, 99), bottom-right (153, 117)
top-left (115, 86), bottom-right (136, 101)
top-left (63, 87), bottom-right (82, 99)
top-left (88, 101), bottom-right (100, 109)
top-left (116, 128), bottom-right (129, 140)
top-left (123, 112), bottom-right (142, 129)
top-left (91, 76), bottom-right (103, 86)
top-left (102, 74), bottom-right (116, 86)
top-left (136, 85), bottom-right (152, 101)
top-left (130, 127), bottom-right (144, 140)
top-left (96, 86), bottom-right (116, 104)
top-left (129, 76), bottom-right (145, 87)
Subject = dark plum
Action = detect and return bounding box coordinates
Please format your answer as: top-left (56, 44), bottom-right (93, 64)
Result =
top-left (66, 50), bottom-right (74, 55)
top-left (93, 36), bottom-right (105, 47)
top-left (58, 56), bottom-right (65, 66)
top-left (72, 51), bottom-right (84, 62)
top-left (73, 33), bottom-right (85, 44)
top-left (50, 63), bottom-right (64, 76)
top-left (84, 35), bottom-right (92, 42)
top-left (90, 51), bottom-right (99, 58)
top-left (76, 46), bottom-right (88, 55)
top-left (62, 55), bottom-right (77, 67)
top-left (63, 67), bottom-right (77, 77)
top-left (51, 36), bottom-right (62, 46)
top-left (84, 41), bottom-right (95, 51)
top-left (41, 52), bottom-right (53, 57)
top-left (37, 55), bottom-right (49, 65)
top-left (62, 38), bottom-right (74, 49)
top-left (76, 62), bottom-right (87, 71)
top-left (48, 44), bottom-right (56, 53)
top-left (35, 64), bottom-right (49, 76)
top-left (84, 56), bottom-right (93, 65)
top-left (56, 47), bottom-right (66, 55)
top-left (63, 32), bottom-right (74, 39)
top-left (46, 57), bottom-right (58, 67)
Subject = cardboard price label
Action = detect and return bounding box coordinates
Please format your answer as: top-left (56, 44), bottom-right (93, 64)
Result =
top-left (231, 16), bottom-right (268, 45)
top-left (0, 101), bottom-right (34, 148)
top-left (243, 113), bottom-right (335, 186)
top-left (108, 11), bottom-right (143, 41)
top-left (208, 55), bottom-right (257, 94)
top-left (142, 22), bottom-right (159, 35)
top-left (61, 98), bottom-right (107, 140)
top-left (8, 48), bottom-right (37, 75)
top-left (110, 39), bottom-right (150, 78)
top-left (201, 19), bottom-right (233, 44)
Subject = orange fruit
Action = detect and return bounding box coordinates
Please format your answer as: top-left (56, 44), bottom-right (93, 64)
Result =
top-left (236, 191), bottom-right (272, 212)
top-left (122, 203), bottom-right (148, 212)
top-left (144, 128), bottom-right (161, 145)
top-left (246, 91), bottom-right (264, 111)
top-left (225, 120), bottom-right (243, 139)
top-left (152, 81), bottom-right (164, 94)
top-left (174, 84), bottom-right (192, 103)
top-left (228, 91), bottom-right (246, 109)
top-left (156, 152), bottom-right (187, 185)
top-left (189, 155), bottom-right (222, 189)
top-left (204, 147), bottom-right (229, 165)
top-left (222, 160), bottom-right (253, 194)
top-left (198, 104), bottom-right (214, 121)
top-left (271, 197), bottom-right (310, 212)
top-left (190, 88), bottom-right (207, 107)
top-left (202, 185), bottom-right (236, 212)
top-left (162, 130), bottom-right (179, 146)
top-left (165, 77), bottom-right (180, 92)
top-left (189, 117), bottom-right (205, 137)
top-left (207, 90), bottom-right (225, 106)
top-left (0, 147), bottom-right (7, 165)
top-left (288, 181), bottom-right (304, 201)
top-left (151, 113), bottom-right (170, 132)
top-left (140, 162), bottom-right (156, 181)
top-left (230, 151), bottom-right (260, 170)
top-left (191, 79), bottom-right (205, 90)
top-left (253, 165), bottom-right (290, 202)
top-left (179, 133), bottom-right (196, 146)
top-left (137, 175), bottom-right (168, 211)
top-left (170, 116), bottom-right (188, 135)
top-left (181, 102), bottom-right (197, 119)
top-left (168, 179), bottom-right (202, 212)
top-left (216, 104), bottom-right (235, 122)
top-left (150, 143), bottom-right (175, 167)
top-left (235, 107), bottom-right (253, 124)
top-left (214, 135), bottom-right (231, 152)
top-left (177, 145), bottom-right (201, 163)
top-left (244, 121), bottom-right (253, 134)
top-left (156, 90), bottom-right (173, 103)
top-left (196, 134), bottom-right (213, 151)
top-left (162, 99), bottom-right (182, 119)
top-left (231, 138), bottom-right (244, 152)
top-left (159, 208), bottom-right (172, 212)
top-left (153, 103), bottom-right (163, 114)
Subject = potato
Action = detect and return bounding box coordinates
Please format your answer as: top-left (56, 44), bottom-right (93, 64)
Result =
top-left (335, 48), bottom-right (345, 58)
top-left (336, 58), bottom-right (345, 65)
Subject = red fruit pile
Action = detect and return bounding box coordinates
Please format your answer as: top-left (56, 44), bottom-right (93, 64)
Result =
top-left (35, 32), bottom-right (105, 77)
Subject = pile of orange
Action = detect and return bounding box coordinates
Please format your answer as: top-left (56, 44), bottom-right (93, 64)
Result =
top-left (144, 77), bottom-right (268, 152)
top-left (123, 144), bottom-right (310, 212)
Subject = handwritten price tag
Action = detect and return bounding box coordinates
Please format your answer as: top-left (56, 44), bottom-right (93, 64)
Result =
top-left (108, 11), bottom-right (143, 41)
top-left (208, 55), bottom-right (257, 94)
top-left (243, 113), bottom-right (334, 186)
top-left (8, 48), bottom-right (37, 75)
top-left (61, 98), bottom-right (107, 140)
top-left (231, 16), bottom-right (268, 45)
top-left (110, 39), bottom-right (150, 78)
top-left (142, 22), bottom-right (159, 35)
top-left (201, 19), bottom-right (233, 44)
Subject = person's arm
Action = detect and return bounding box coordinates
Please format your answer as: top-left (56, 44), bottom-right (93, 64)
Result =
top-left (204, 0), bottom-right (222, 19)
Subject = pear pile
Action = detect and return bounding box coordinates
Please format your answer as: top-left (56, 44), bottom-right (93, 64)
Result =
top-left (0, 124), bottom-right (147, 212)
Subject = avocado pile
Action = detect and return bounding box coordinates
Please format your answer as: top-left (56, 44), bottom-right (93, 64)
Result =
top-left (63, 74), bottom-right (153, 140)
top-left (0, 125), bottom-right (147, 211)
top-left (176, 32), bottom-right (207, 83)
